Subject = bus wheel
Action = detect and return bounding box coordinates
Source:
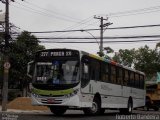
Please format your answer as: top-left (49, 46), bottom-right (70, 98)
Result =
top-left (49, 106), bottom-right (67, 116)
top-left (83, 98), bottom-right (101, 115)
top-left (119, 100), bottom-right (133, 114)
top-left (126, 100), bottom-right (133, 114)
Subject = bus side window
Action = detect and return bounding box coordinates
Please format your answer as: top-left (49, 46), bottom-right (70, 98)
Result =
top-left (135, 73), bottom-right (140, 88)
top-left (111, 65), bottom-right (116, 84)
top-left (117, 67), bottom-right (123, 85)
top-left (90, 59), bottom-right (100, 81)
top-left (101, 62), bottom-right (109, 83)
top-left (140, 75), bottom-right (144, 89)
top-left (129, 72), bottom-right (135, 87)
top-left (81, 56), bottom-right (90, 88)
top-left (90, 58), bottom-right (95, 80)
top-left (95, 61), bottom-right (100, 81)
top-left (124, 70), bottom-right (129, 86)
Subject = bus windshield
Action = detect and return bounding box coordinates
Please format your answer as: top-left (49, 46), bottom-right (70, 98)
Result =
top-left (34, 60), bottom-right (79, 85)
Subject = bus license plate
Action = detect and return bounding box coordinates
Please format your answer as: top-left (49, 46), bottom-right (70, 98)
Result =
top-left (47, 99), bottom-right (54, 104)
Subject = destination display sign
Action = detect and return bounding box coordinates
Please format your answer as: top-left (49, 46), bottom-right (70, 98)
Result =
top-left (40, 51), bottom-right (72, 57)
top-left (36, 49), bottom-right (79, 58)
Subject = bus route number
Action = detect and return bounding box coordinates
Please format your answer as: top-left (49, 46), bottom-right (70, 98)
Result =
top-left (40, 52), bottom-right (48, 57)
top-left (40, 51), bottom-right (72, 57)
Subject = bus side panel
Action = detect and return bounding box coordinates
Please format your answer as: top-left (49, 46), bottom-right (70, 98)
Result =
top-left (131, 88), bottom-right (146, 108)
top-left (89, 80), bottom-right (126, 108)
top-left (80, 81), bottom-right (93, 108)
top-left (123, 86), bottom-right (145, 108)
top-left (122, 86), bottom-right (132, 108)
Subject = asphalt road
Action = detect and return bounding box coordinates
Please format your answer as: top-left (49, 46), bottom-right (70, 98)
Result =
top-left (0, 109), bottom-right (160, 120)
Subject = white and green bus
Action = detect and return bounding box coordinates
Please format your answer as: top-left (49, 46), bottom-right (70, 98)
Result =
top-left (27, 48), bottom-right (146, 115)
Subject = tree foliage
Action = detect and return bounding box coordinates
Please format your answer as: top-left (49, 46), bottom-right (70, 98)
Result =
top-left (112, 45), bottom-right (160, 77)
top-left (112, 48), bottom-right (136, 67)
top-left (134, 45), bottom-right (160, 75)
top-left (8, 31), bottom-right (45, 90)
top-left (156, 42), bottom-right (160, 48)
top-left (104, 46), bottom-right (114, 59)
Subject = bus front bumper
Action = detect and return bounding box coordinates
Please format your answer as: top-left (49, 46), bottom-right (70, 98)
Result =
top-left (31, 94), bottom-right (81, 107)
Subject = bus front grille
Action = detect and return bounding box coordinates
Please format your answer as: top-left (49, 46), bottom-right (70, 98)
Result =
top-left (41, 98), bottom-right (63, 104)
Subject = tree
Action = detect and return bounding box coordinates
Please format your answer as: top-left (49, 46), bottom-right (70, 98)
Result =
top-left (103, 46), bottom-right (114, 59)
top-left (156, 42), bottom-right (160, 48)
top-left (104, 47), bottom-right (114, 54)
top-left (9, 31), bottom-right (45, 96)
top-left (134, 45), bottom-right (160, 75)
top-left (112, 48), bottom-right (136, 67)
top-left (112, 45), bottom-right (160, 80)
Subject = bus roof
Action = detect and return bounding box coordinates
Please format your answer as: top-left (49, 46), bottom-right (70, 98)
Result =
top-left (35, 48), bottom-right (145, 75)
top-left (81, 50), bottom-right (145, 75)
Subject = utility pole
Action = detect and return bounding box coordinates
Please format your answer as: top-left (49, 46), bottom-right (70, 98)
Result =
top-left (100, 17), bottom-right (105, 57)
top-left (1, 0), bottom-right (10, 111)
top-left (1, 0), bottom-right (23, 111)
top-left (94, 16), bottom-right (112, 57)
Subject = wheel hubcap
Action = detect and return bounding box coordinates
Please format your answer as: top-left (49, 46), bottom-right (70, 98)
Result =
top-left (129, 103), bottom-right (132, 112)
top-left (91, 102), bottom-right (97, 113)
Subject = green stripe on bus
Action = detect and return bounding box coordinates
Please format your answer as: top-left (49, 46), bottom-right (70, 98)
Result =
top-left (32, 88), bottom-right (74, 96)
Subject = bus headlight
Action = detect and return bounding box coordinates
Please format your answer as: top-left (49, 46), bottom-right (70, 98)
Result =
top-left (65, 89), bottom-right (79, 98)
top-left (32, 93), bottom-right (40, 98)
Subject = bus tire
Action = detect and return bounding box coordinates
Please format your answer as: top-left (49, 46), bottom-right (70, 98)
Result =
top-left (83, 97), bottom-right (101, 115)
top-left (126, 99), bottom-right (133, 114)
top-left (49, 106), bottom-right (67, 116)
top-left (119, 100), bottom-right (133, 114)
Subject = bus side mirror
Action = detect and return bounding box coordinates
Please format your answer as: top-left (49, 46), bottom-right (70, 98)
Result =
top-left (27, 61), bottom-right (34, 78)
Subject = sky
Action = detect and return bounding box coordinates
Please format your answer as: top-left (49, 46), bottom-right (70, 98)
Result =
top-left (0, 0), bottom-right (160, 55)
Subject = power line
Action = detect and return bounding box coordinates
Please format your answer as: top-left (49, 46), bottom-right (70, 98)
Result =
top-left (12, 1), bottom-right (98, 28)
top-left (9, 2), bottom-right (160, 38)
top-left (51, 17), bottom-right (96, 37)
top-left (103, 35), bottom-right (160, 39)
top-left (12, 2), bottom-right (78, 23)
top-left (22, 1), bottom-right (97, 37)
top-left (24, 0), bottom-right (80, 22)
top-left (108, 5), bottom-right (160, 18)
top-left (27, 24), bottom-right (160, 33)
top-left (12, 34), bottom-right (160, 41)
top-left (39, 39), bottom-right (160, 43)
top-left (29, 29), bottom-right (99, 33)
top-left (26, 35), bottom-right (160, 40)
top-left (107, 24), bottom-right (160, 30)
top-left (109, 9), bottom-right (160, 18)
top-left (23, 1), bottom-right (101, 36)
top-left (10, 3), bottom-right (98, 37)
